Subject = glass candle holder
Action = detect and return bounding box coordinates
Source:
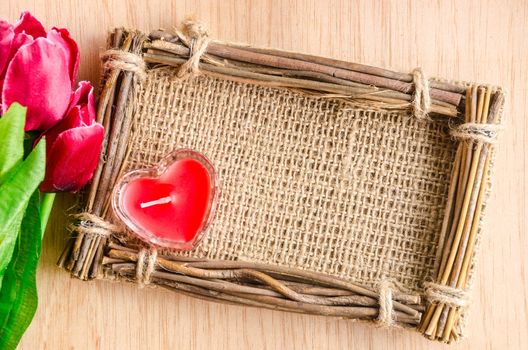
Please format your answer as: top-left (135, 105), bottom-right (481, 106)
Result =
top-left (112, 149), bottom-right (217, 250)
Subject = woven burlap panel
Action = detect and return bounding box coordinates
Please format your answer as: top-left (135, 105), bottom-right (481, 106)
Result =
top-left (120, 66), bottom-right (457, 294)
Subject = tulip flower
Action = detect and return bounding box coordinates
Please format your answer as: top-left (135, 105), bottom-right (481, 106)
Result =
top-left (0, 11), bottom-right (79, 132)
top-left (0, 12), bottom-right (104, 348)
top-left (39, 82), bottom-right (104, 192)
top-left (0, 11), bottom-right (103, 193)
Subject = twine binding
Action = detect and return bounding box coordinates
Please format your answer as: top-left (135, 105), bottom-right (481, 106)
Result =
top-left (101, 49), bottom-right (146, 81)
top-left (71, 212), bottom-right (119, 237)
top-left (411, 67), bottom-right (431, 119)
top-left (377, 280), bottom-right (394, 327)
top-left (450, 122), bottom-right (502, 144)
top-left (175, 20), bottom-right (211, 79)
top-left (136, 248), bottom-right (158, 286)
top-left (423, 282), bottom-right (469, 309)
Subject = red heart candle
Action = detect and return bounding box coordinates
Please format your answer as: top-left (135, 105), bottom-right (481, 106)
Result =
top-left (112, 149), bottom-right (217, 249)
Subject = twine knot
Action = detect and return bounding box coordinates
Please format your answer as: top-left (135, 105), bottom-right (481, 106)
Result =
top-left (176, 19), bottom-right (211, 79)
top-left (101, 49), bottom-right (146, 81)
top-left (377, 280), bottom-right (394, 327)
top-left (424, 282), bottom-right (469, 308)
top-left (136, 248), bottom-right (158, 286)
top-left (450, 122), bottom-right (501, 144)
top-left (72, 212), bottom-right (120, 237)
top-left (411, 67), bottom-right (431, 119)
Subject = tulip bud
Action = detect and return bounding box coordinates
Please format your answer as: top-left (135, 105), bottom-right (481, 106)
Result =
top-left (1, 11), bottom-right (103, 193)
top-left (39, 83), bottom-right (104, 192)
top-left (0, 11), bottom-right (79, 132)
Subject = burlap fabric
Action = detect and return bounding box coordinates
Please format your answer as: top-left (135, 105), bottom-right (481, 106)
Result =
top-left (122, 66), bottom-right (457, 293)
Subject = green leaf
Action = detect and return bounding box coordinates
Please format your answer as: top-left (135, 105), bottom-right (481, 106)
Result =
top-left (0, 139), bottom-right (46, 288)
top-left (0, 104), bottom-right (46, 348)
top-left (0, 103), bottom-right (26, 185)
top-left (0, 191), bottom-right (42, 350)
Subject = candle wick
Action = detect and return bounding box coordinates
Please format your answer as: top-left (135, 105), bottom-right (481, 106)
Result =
top-left (140, 196), bottom-right (173, 209)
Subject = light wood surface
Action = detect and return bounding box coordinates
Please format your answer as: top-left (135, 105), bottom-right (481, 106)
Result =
top-left (0, 0), bottom-right (526, 349)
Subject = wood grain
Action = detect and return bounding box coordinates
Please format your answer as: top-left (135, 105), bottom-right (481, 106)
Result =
top-left (0, 0), bottom-right (526, 349)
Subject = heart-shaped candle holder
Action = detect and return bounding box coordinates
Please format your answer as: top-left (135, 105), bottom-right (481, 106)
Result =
top-left (112, 149), bottom-right (217, 250)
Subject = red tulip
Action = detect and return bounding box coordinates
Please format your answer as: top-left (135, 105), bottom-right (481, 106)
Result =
top-left (0, 11), bottom-right (79, 132)
top-left (0, 11), bottom-right (102, 193)
top-left (13, 11), bottom-right (46, 38)
top-left (39, 82), bottom-right (104, 193)
top-left (0, 12), bottom-right (103, 193)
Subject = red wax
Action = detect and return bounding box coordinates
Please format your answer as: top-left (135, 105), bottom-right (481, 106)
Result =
top-left (121, 158), bottom-right (212, 243)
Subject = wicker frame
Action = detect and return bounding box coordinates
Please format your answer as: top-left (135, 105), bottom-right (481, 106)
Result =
top-left (58, 25), bottom-right (504, 343)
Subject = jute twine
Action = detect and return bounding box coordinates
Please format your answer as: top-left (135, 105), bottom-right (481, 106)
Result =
top-left (450, 122), bottom-right (502, 144)
top-left (70, 213), bottom-right (159, 287)
top-left (423, 282), bottom-right (469, 308)
top-left (101, 49), bottom-right (147, 81)
top-left (377, 280), bottom-right (394, 327)
top-left (71, 212), bottom-right (120, 237)
top-left (411, 67), bottom-right (431, 119)
top-left (411, 67), bottom-right (502, 145)
top-left (136, 248), bottom-right (158, 286)
top-left (175, 20), bottom-right (211, 79)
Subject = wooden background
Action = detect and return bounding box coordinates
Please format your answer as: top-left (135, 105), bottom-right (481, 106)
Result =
top-left (0, 0), bottom-right (526, 349)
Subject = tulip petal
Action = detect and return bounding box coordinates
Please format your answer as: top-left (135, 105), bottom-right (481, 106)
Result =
top-left (6, 32), bottom-right (33, 62)
top-left (2, 37), bottom-right (72, 132)
top-left (13, 11), bottom-right (46, 38)
top-left (68, 81), bottom-right (95, 123)
top-left (0, 32), bottom-right (33, 106)
top-left (0, 21), bottom-right (14, 78)
top-left (48, 28), bottom-right (79, 84)
top-left (39, 107), bottom-right (83, 147)
top-left (40, 123), bottom-right (104, 192)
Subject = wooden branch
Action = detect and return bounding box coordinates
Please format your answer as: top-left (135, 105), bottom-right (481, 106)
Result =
top-left (419, 87), bottom-right (504, 342)
top-left (143, 51), bottom-right (458, 117)
top-left (103, 245), bottom-right (422, 326)
top-left (147, 31), bottom-right (465, 106)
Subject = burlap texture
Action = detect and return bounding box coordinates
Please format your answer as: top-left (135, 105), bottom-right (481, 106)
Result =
top-left (123, 66), bottom-right (457, 293)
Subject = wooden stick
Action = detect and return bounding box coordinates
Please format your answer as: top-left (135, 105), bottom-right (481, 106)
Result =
top-left (440, 89), bottom-right (503, 341)
top-left (221, 41), bottom-right (467, 94)
top-left (158, 279), bottom-right (420, 324)
top-left (87, 30), bottom-right (130, 212)
top-left (419, 98), bottom-right (469, 334)
top-left (152, 270), bottom-right (381, 307)
top-left (432, 88), bottom-right (472, 293)
top-left (439, 94), bottom-right (480, 286)
top-left (67, 31), bottom-right (130, 276)
top-left (144, 52), bottom-right (458, 117)
top-left (436, 87), bottom-right (487, 339)
top-left (112, 265), bottom-right (420, 324)
top-left (421, 87), bottom-right (503, 342)
top-left (433, 146), bottom-right (462, 278)
top-left (145, 38), bottom-right (463, 106)
top-left (107, 248), bottom-right (421, 317)
top-left (449, 87), bottom-right (490, 286)
top-left (436, 87), bottom-right (487, 340)
top-left (424, 86), bottom-right (477, 338)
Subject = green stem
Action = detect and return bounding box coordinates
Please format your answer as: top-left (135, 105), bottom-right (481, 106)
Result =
top-left (39, 192), bottom-right (56, 235)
